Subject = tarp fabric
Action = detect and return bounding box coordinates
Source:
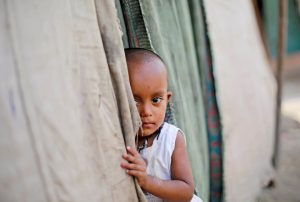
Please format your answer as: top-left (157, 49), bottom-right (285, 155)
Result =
top-left (0, 0), bottom-right (145, 201)
top-left (203, 1), bottom-right (276, 201)
top-left (189, 1), bottom-right (224, 201)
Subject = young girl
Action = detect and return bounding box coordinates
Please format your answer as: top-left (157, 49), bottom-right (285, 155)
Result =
top-left (121, 48), bottom-right (202, 202)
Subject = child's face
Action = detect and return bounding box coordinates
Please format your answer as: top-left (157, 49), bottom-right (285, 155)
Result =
top-left (128, 59), bottom-right (172, 137)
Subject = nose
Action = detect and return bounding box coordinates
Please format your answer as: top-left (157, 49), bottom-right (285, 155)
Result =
top-left (139, 102), bottom-right (152, 117)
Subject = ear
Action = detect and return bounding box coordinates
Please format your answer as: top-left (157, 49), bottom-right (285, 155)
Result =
top-left (166, 91), bottom-right (172, 103)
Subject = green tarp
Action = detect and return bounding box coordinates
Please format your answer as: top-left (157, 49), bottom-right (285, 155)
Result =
top-left (139, 1), bottom-right (209, 200)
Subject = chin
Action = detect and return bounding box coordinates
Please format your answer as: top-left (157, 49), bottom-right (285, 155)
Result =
top-left (142, 128), bottom-right (156, 136)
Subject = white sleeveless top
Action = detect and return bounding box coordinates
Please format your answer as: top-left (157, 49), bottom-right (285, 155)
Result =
top-left (139, 122), bottom-right (203, 202)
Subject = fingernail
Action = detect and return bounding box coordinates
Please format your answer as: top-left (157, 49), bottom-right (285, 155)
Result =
top-left (127, 146), bottom-right (131, 150)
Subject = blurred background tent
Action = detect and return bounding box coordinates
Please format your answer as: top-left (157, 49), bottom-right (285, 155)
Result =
top-left (1, 0), bottom-right (278, 202)
top-left (261, 0), bottom-right (300, 57)
top-left (203, 1), bottom-right (275, 201)
top-left (254, 0), bottom-right (300, 123)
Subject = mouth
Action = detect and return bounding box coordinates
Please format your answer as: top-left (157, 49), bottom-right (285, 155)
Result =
top-left (142, 122), bottom-right (155, 128)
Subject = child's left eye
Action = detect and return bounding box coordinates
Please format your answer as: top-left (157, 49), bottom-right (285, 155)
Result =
top-left (152, 97), bottom-right (162, 104)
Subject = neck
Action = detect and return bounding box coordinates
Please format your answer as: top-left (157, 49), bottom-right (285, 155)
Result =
top-left (137, 124), bottom-right (163, 151)
top-left (137, 132), bottom-right (157, 149)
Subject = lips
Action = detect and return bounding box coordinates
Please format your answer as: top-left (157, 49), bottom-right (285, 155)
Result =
top-left (142, 122), bottom-right (155, 128)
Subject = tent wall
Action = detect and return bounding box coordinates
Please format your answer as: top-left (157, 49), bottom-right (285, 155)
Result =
top-left (189, 1), bottom-right (224, 201)
top-left (0, 0), bottom-right (145, 201)
top-left (203, 1), bottom-right (276, 202)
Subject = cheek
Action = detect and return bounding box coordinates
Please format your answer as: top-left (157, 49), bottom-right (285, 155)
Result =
top-left (136, 105), bottom-right (143, 115)
top-left (156, 104), bottom-right (168, 119)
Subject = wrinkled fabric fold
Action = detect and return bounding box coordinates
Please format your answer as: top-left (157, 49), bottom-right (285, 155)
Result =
top-left (0, 0), bottom-right (142, 201)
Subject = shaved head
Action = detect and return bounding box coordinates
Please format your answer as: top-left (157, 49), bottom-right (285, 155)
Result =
top-left (125, 48), bottom-right (168, 88)
top-left (125, 48), bottom-right (166, 67)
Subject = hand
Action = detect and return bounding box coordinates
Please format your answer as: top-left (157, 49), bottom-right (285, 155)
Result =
top-left (120, 146), bottom-right (148, 188)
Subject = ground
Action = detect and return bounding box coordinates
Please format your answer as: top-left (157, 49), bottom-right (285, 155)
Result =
top-left (258, 116), bottom-right (300, 202)
top-left (257, 62), bottom-right (300, 202)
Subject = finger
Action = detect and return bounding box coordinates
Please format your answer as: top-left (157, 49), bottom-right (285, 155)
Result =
top-left (120, 162), bottom-right (146, 172)
top-left (122, 153), bottom-right (139, 164)
top-left (121, 161), bottom-right (145, 172)
top-left (122, 152), bottom-right (129, 160)
top-left (123, 152), bottom-right (146, 166)
top-left (120, 161), bottom-right (133, 170)
top-left (120, 162), bottom-right (128, 169)
top-left (126, 146), bottom-right (139, 157)
top-left (126, 169), bottom-right (145, 178)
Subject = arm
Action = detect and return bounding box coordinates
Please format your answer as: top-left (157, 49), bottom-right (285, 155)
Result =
top-left (120, 132), bottom-right (194, 202)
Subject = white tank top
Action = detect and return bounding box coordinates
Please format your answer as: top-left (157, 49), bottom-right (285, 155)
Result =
top-left (140, 122), bottom-right (178, 182)
top-left (139, 122), bottom-right (203, 202)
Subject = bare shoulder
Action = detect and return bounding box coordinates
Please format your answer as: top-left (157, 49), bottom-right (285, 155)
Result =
top-left (174, 130), bottom-right (186, 149)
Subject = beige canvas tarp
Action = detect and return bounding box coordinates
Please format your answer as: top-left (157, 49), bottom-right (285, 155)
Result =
top-left (0, 0), bottom-right (146, 201)
top-left (203, 1), bottom-right (276, 202)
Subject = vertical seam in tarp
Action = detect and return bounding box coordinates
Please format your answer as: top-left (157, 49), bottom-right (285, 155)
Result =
top-left (199, 1), bottom-right (224, 201)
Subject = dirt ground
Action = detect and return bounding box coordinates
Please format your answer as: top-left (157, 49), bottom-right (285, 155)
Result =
top-left (257, 116), bottom-right (300, 202)
top-left (257, 65), bottom-right (300, 202)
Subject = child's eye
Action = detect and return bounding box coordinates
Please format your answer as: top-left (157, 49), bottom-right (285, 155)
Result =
top-left (152, 97), bottom-right (162, 104)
